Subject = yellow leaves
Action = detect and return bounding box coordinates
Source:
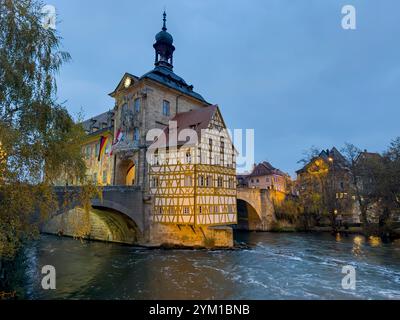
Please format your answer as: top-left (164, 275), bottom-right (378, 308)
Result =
top-left (307, 158), bottom-right (329, 176)
top-left (57, 183), bottom-right (101, 242)
top-left (69, 208), bottom-right (91, 241)
top-left (0, 141), bottom-right (6, 182)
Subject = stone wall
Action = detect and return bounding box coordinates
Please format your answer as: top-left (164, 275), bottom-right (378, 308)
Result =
top-left (148, 223), bottom-right (233, 248)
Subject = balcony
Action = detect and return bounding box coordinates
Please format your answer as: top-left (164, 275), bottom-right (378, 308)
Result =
top-left (113, 140), bottom-right (140, 152)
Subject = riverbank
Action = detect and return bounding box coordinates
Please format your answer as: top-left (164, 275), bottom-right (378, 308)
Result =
top-left (269, 222), bottom-right (400, 242)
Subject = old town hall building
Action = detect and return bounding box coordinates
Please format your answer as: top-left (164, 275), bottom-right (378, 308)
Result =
top-left (77, 12), bottom-right (237, 247)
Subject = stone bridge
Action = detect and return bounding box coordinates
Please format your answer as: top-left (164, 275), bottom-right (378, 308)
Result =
top-left (43, 186), bottom-right (149, 245)
top-left (42, 186), bottom-right (277, 247)
top-left (236, 187), bottom-right (276, 231)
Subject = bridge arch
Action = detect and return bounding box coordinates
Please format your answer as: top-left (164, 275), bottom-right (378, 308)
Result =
top-left (43, 206), bottom-right (142, 245)
top-left (88, 206), bottom-right (141, 244)
top-left (236, 198), bottom-right (261, 230)
top-left (236, 187), bottom-right (276, 231)
top-left (44, 186), bottom-right (146, 245)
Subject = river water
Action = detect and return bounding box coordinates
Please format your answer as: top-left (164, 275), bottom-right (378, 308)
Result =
top-left (19, 232), bottom-right (400, 300)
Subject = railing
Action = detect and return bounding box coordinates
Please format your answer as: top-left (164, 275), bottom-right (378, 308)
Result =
top-left (54, 185), bottom-right (142, 192)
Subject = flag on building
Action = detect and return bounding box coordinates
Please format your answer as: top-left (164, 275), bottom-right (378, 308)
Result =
top-left (98, 136), bottom-right (108, 161)
top-left (110, 129), bottom-right (124, 156)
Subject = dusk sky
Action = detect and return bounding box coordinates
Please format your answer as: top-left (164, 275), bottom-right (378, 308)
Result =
top-left (51, 0), bottom-right (400, 176)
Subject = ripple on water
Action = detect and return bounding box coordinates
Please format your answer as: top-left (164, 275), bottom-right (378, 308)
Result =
top-left (20, 233), bottom-right (400, 300)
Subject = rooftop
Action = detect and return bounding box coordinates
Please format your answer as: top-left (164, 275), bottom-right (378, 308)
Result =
top-left (248, 161), bottom-right (287, 178)
top-left (153, 105), bottom-right (219, 148)
top-left (81, 110), bottom-right (114, 135)
top-left (140, 66), bottom-right (209, 104)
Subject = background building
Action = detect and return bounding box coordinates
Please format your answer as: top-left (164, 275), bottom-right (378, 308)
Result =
top-left (247, 161), bottom-right (288, 192)
top-left (81, 111), bottom-right (114, 186)
top-left (296, 147), bottom-right (359, 224)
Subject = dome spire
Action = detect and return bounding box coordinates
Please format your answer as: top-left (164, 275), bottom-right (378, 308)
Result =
top-left (153, 10), bottom-right (175, 70)
top-left (162, 10), bottom-right (167, 31)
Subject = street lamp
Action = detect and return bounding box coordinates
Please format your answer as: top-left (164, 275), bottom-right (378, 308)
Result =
top-left (328, 156), bottom-right (338, 231)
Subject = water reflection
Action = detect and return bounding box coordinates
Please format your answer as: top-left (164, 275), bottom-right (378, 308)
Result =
top-left (368, 236), bottom-right (382, 248)
top-left (13, 233), bottom-right (400, 300)
top-left (352, 236), bottom-right (364, 256)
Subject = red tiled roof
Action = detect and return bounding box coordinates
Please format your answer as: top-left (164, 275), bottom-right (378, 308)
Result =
top-left (248, 161), bottom-right (286, 177)
top-left (152, 105), bottom-right (218, 148)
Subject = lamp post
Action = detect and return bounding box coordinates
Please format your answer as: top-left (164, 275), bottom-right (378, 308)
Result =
top-left (328, 157), bottom-right (338, 232)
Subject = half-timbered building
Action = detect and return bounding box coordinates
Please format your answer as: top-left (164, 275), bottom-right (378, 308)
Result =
top-left (149, 105), bottom-right (237, 227)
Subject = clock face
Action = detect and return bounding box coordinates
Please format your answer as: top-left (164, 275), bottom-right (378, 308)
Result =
top-left (124, 77), bottom-right (131, 88)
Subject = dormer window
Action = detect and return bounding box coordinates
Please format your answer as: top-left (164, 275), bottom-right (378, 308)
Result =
top-left (124, 77), bottom-right (132, 88)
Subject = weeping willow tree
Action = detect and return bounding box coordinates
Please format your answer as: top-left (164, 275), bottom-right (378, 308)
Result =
top-left (0, 0), bottom-right (96, 292)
